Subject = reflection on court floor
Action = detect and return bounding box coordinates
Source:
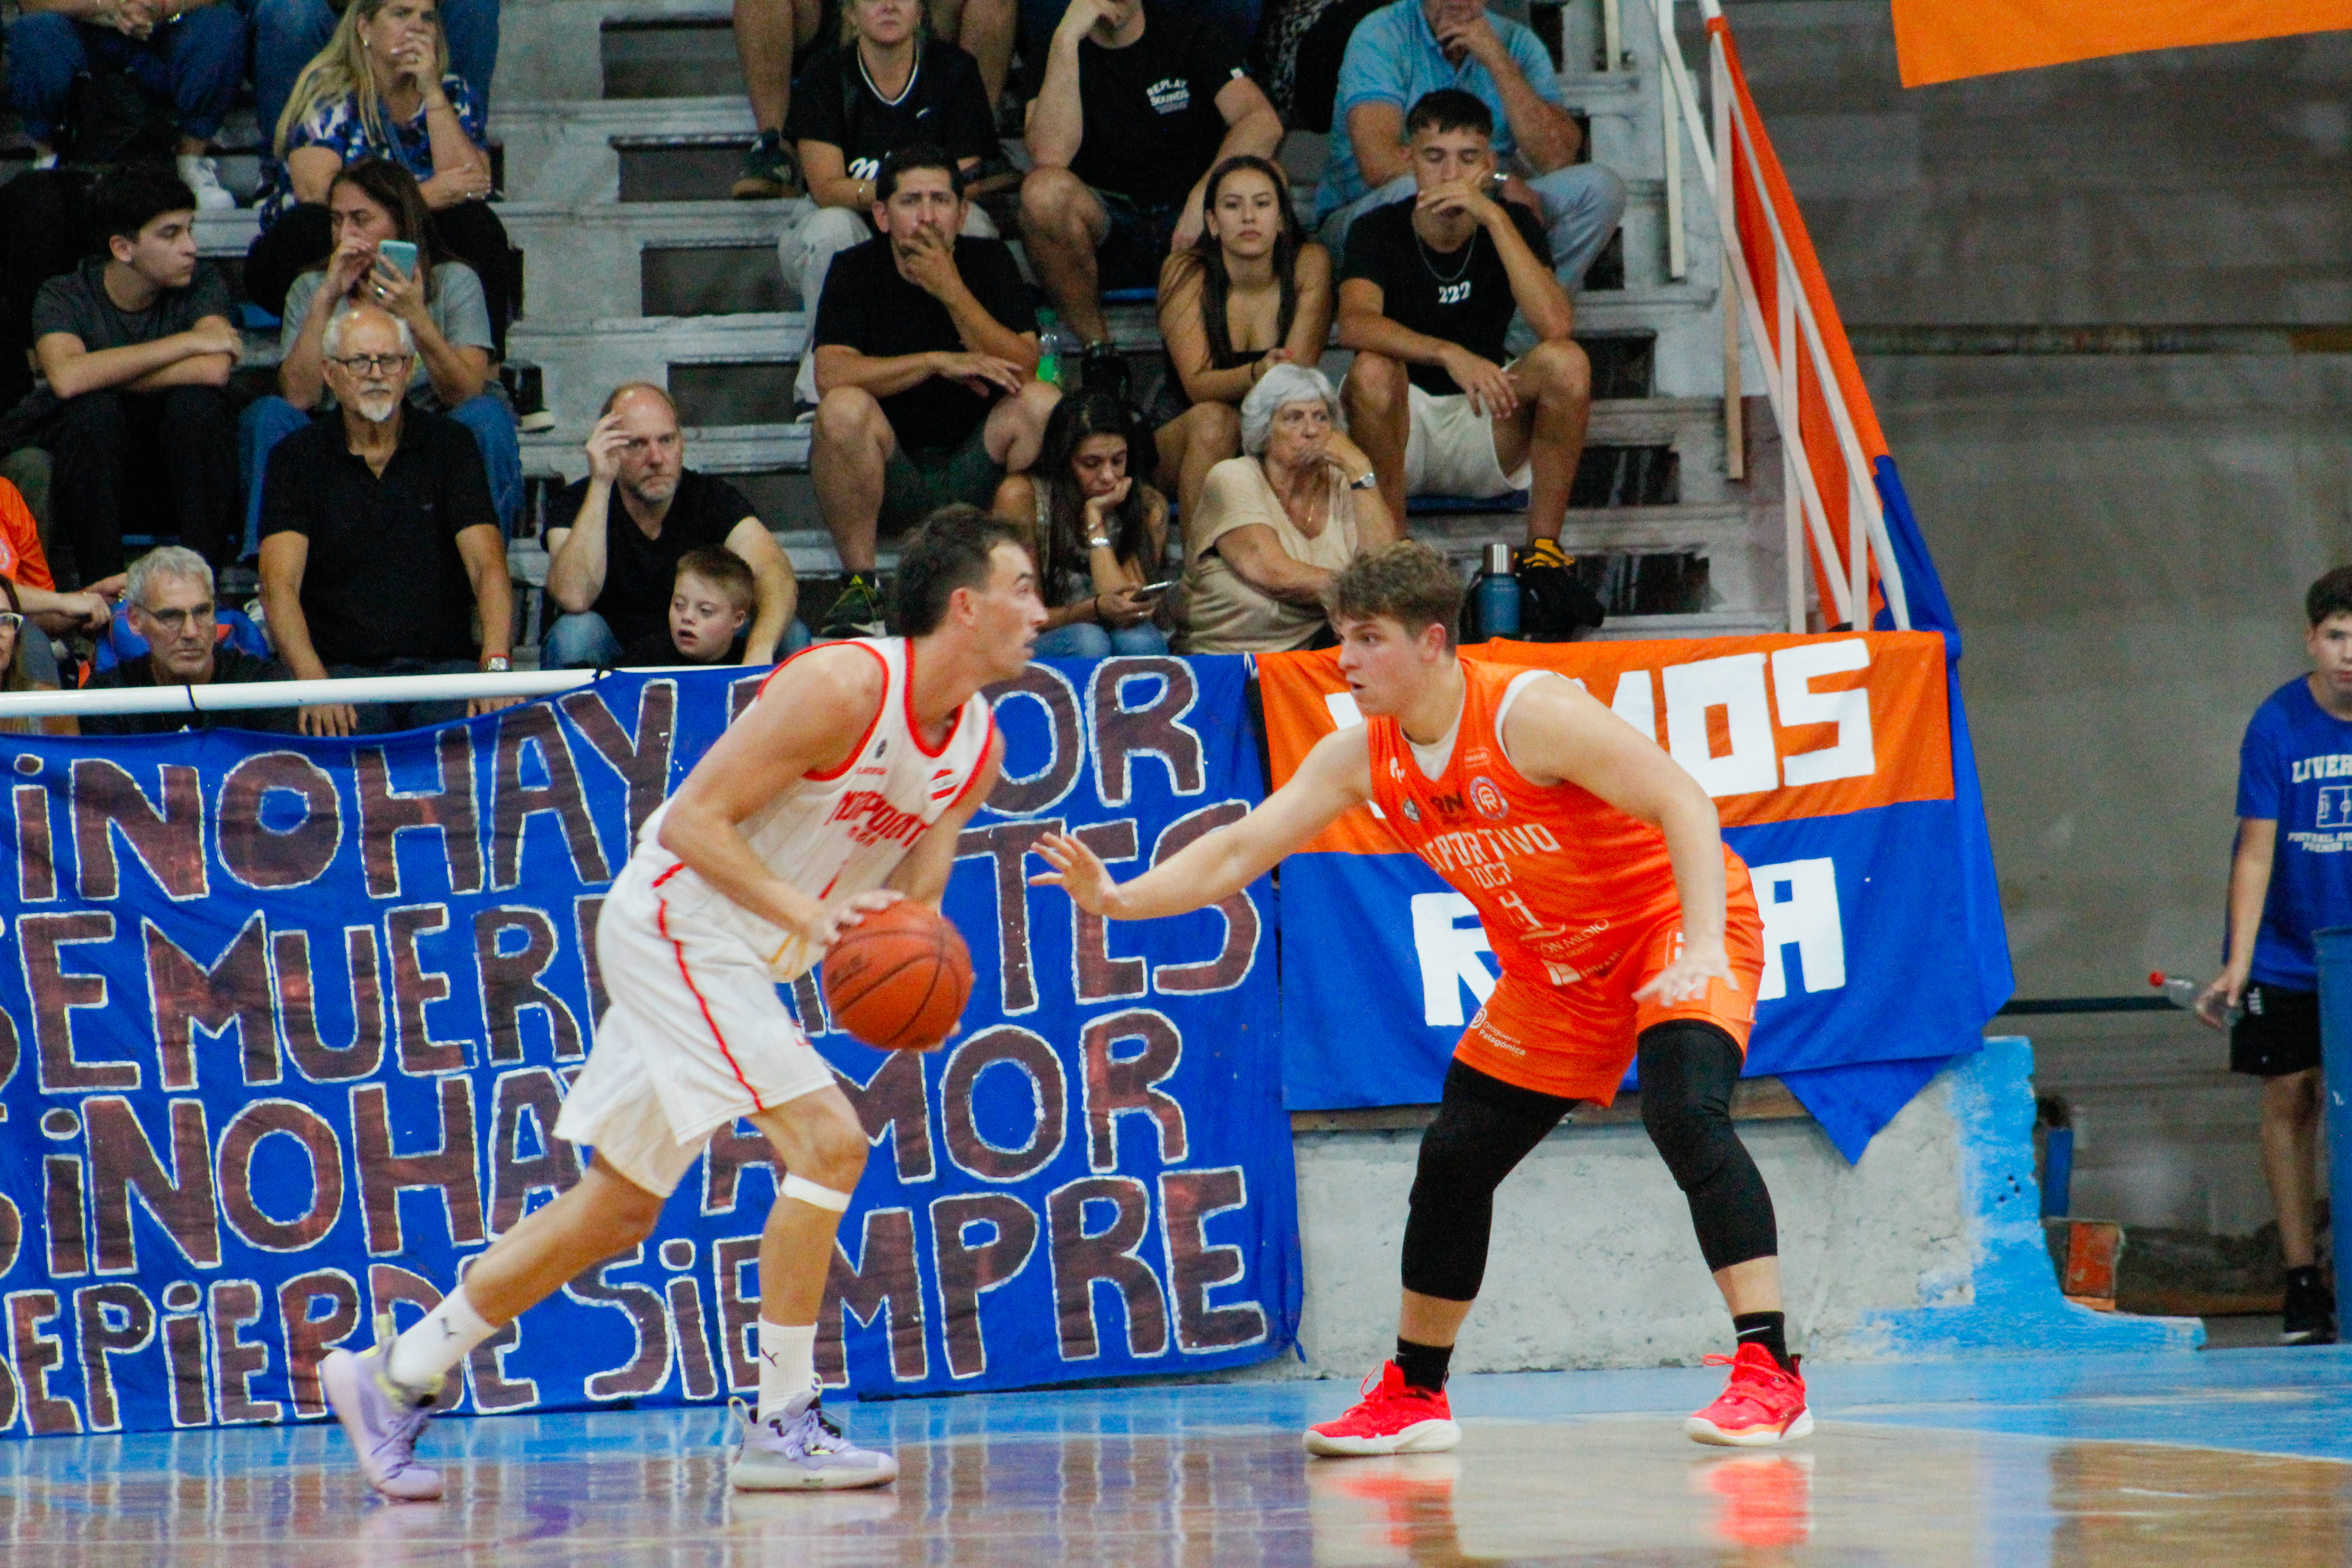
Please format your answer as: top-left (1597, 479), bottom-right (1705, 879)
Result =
top-left (1, 1348), bottom-right (2347, 1565)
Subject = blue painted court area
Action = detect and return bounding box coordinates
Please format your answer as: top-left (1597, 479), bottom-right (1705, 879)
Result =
top-left (4, 1347), bottom-right (2350, 1564)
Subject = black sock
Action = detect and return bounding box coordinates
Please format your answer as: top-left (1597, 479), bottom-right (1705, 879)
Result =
top-left (1733, 1311), bottom-right (1792, 1372)
top-left (1393, 1337), bottom-right (1452, 1392)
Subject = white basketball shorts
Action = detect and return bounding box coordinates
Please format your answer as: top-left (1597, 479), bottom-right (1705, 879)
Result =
top-left (1403, 382), bottom-right (1535, 499)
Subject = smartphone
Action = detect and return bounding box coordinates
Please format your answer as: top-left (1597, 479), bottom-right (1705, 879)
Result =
top-left (1134, 579), bottom-right (1176, 598)
top-left (376, 240), bottom-right (418, 278)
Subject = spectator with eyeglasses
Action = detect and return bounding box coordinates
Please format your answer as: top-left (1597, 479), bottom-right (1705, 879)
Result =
top-left (82, 547), bottom-right (293, 735)
top-left (258, 300), bottom-right (515, 737)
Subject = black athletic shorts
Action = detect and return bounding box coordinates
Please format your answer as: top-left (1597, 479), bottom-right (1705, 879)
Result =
top-left (2230, 982), bottom-right (2322, 1078)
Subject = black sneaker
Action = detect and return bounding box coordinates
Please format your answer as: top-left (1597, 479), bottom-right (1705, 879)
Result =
top-left (1080, 341), bottom-right (1130, 405)
top-left (1516, 538), bottom-right (1607, 641)
top-left (820, 574), bottom-right (887, 640)
top-left (731, 129), bottom-right (797, 200)
top-left (501, 359), bottom-right (554, 433)
top-left (2283, 1267), bottom-right (2336, 1345)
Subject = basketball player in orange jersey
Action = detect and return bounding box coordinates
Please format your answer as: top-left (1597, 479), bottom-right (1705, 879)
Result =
top-left (321, 508), bottom-right (1042, 1500)
top-left (1034, 540), bottom-right (1808, 1452)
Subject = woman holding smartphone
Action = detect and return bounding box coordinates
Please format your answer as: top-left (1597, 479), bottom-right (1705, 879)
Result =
top-left (237, 157), bottom-right (520, 551)
top-left (998, 391), bottom-right (1171, 658)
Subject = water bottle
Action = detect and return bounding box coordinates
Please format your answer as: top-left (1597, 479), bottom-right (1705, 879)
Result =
top-left (1475, 543), bottom-right (1521, 638)
top-left (1038, 310), bottom-right (1070, 387)
top-left (2151, 970), bottom-right (2239, 1024)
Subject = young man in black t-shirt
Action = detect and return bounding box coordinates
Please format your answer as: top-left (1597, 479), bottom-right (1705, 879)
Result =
top-left (544, 382), bottom-right (801, 667)
top-left (780, 0), bottom-right (1003, 408)
top-left (1338, 89), bottom-right (1591, 554)
top-left (13, 164), bottom-right (239, 583)
top-left (808, 145), bottom-right (1057, 638)
top-left (1019, 0), bottom-right (1281, 351)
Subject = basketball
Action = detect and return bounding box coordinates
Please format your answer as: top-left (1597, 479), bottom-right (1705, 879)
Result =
top-left (820, 901), bottom-right (975, 1052)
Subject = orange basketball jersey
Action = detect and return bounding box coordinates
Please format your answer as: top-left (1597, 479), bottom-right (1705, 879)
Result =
top-left (1363, 658), bottom-right (1762, 1096)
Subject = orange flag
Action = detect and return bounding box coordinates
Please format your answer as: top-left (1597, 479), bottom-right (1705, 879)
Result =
top-left (1891, 0), bottom-right (2352, 87)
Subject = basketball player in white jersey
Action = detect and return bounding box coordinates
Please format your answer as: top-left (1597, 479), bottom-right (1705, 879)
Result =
top-left (322, 507), bottom-right (1041, 1499)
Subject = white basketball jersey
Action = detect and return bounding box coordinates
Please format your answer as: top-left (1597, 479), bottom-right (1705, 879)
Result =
top-left (620, 638), bottom-right (996, 980)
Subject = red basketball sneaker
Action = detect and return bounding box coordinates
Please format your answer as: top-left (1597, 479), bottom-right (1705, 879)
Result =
top-left (1304, 1362), bottom-right (1461, 1456)
top-left (1685, 1343), bottom-right (1813, 1446)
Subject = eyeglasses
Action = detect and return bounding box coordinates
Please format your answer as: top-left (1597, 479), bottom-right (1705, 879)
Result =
top-left (139, 604), bottom-right (215, 632)
top-left (331, 353), bottom-right (409, 378)
top-left (0, 613), bottom-right (21, 636)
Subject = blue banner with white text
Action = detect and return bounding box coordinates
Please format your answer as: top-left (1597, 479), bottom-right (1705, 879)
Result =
top-left (0, 656), bottom-right (1297, 1437)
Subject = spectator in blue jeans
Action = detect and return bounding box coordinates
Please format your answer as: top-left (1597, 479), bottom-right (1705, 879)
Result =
top-left (998, 390), bottom-right (1171, 658)
top-left (241, 0), bottom-right (496, 152)
top-left (237, 158), bottom-right (519, 551)
top-left (1315, 0), bottom-right (1625, 303)
top-left (4, 0), bottom-right (246, 207)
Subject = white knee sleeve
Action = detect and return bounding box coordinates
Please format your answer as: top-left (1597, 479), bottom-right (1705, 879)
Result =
top-left (780, 1173), bottom-right (853, 1212)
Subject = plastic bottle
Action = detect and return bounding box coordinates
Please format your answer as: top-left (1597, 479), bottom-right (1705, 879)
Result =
top-left (2151, 970), bottom-right (2239, 1024)
top-left (1475, 542), bottom-right (1521, 638)
top-left (1037, 310), bottom-right (1068, 387)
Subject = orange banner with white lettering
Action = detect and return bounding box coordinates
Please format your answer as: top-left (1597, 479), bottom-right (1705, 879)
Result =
top-left (1890, 0), bottom-right (2352, 88)
top-left (1257, 633), bottom-right (1953, 857)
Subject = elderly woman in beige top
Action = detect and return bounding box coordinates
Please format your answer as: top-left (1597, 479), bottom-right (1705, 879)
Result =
top-left (1178, 363), bottom-right (1397, 654)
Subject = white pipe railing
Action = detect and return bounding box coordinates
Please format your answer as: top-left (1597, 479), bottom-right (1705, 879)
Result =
top-left (1649, 0), bottom-right (1911, 632)
top-left (0, 667), bottom-right (617, 720)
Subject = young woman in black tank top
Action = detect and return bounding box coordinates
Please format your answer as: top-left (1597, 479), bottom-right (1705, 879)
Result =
top-left (1153, 155), bottom-right (1334, 529)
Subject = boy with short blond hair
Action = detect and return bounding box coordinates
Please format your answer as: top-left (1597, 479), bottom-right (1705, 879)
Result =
top-left (624, 545), bottom-right (756, 666)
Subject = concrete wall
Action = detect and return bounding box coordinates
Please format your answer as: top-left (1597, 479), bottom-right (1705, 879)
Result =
top-left (1250, 1041), bottom-right (2194, 1378)
top-left (1721, 1), bottom-right (2352, 1234)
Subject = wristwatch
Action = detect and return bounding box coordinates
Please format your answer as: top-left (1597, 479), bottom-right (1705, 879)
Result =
top-left (1350, 471), bottom-right (1377, 490)
top-left (481, 656), bottom-right (511, 672)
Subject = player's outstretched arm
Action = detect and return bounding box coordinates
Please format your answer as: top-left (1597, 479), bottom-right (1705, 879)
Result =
top-left (1031, 725), bottom-right (1373, 921)
top-left (658, 646), bottom-right (889, 948)
top-left (888, 732), bottom-right (1007, 909)
top-left (1503, 676), bottom-right (1731, 1003)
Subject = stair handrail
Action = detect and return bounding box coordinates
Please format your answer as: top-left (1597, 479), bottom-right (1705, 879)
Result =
top-left (1646, 0), bottom-right (1912, 633)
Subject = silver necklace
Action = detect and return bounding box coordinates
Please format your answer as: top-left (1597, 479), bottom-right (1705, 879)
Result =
top-left (1413, 220), bottom-right (1478, 286)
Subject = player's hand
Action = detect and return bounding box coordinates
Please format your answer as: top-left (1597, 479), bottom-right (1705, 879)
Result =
top-left (1633, 941), bottom-right (1734, 1007)
top-left (2196, 966), bottom-right (2248, 1030)
top-left (299, 702), bottom-right (358, 737)
top-left (1440, 345), bottom-right (1518, 418)
top-left (804, 888), bottom-right (905, 951)
top-left (1027, 831), bottom-right (1121, 917)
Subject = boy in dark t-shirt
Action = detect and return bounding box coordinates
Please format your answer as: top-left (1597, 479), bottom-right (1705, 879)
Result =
top-left (11, 164), bottom-right (239, 582)
top-left (780, 0), bottom-right (1003, 407)
top-left (1336, 89), bottom-right (1592, 560)
top-left (807, 146), bottom-right (1058, 638)
top-left (1017, 0), bottom-right (1280, 351)
top-left (2200, 566), bottom-right (2352, 1346)
top-left (620, 545), bottom-right (762, 666)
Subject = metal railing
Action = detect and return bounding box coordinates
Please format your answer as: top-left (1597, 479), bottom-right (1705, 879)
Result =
top-left (0, 667), bottom-right (612, 720)
top-left (1646, 0), bottom-right (1912, 634)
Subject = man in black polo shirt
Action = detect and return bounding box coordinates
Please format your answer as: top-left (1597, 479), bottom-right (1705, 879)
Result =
top-left (808, 144), bottom-right (1057, 638)
top-left (1019, 0), bottom-right (1280, 361)
top-left (780, 0), bottom-right (1000, 409)
top-left (258, 302), bottom-right (517, 736)
top-left (543, 382), bottom-right (801, 667)
top-left (1338, 89), bottom-right (1592, 560)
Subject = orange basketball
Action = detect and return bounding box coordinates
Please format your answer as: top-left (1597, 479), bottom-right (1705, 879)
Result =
top-left (820, 902), bottom-right (975, 1052)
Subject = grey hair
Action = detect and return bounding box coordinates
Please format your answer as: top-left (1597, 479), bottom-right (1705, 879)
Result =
top-left (127, 546), bottom-right (214, 608)
top-left (322, 300), bottom-right (415, 359)
top-left (1241, 363), bottom-right (1343, 456)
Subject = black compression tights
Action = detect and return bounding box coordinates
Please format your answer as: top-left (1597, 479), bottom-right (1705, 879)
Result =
top-left (1400, 1022), bottom-right (1779, 1302)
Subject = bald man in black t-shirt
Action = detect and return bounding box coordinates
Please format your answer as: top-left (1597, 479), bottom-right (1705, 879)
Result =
top-left (1336, 90), bottom-right (1592, 554)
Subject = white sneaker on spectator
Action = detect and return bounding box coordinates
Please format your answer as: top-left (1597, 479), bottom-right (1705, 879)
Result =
top-left (177, 155), bottom-right (237, 210)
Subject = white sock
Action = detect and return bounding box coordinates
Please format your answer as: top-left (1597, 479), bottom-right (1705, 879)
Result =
top-left (757, 1320), bottom-right (819, 1421)
top-left (388, 1288), bottom-right (497, 1392)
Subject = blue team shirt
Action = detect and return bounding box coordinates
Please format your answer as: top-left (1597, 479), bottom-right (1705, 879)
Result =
top-left (2235, 676), bottom-right (2352, 990)
top-left (1319, 0), bottom-right (1566, 219)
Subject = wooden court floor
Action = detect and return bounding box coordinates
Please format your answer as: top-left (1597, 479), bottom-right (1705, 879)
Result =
top-left (3, 1348), bottom-right (2349, 1565)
